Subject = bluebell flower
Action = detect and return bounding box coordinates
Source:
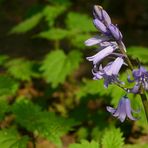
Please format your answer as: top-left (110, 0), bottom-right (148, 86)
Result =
top-left (128, 66), bottom-right (148, 93)
top-left (107, 96), bottom-right (139, 122)
top-left (92, 57), bottom-right (124, 87)
top-left (85, 5), bottom-right (126, 87)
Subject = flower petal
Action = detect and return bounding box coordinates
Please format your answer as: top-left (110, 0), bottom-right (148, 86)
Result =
top-left (125, 99), bottom-right (137, 121)
top-left (93, 19), bottom-right (107, 33)
top-left (86, 46), bottom-right (114, 64)
top-left (84, 36), bottom-right (109, 46)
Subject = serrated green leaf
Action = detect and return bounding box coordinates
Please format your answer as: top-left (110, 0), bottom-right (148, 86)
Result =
top-left (36, 28), bottom-right (68, 40)
top-left (12, 99), bottom-right (77, 146)
top-left (127, 46), bottom-right (148, 64)
top-left (0, 128), bottom-right (29, 148)
top-left (43, 5), bottom-right (66, 26)
top-left (40, 50), bottom-right (82, 87)
top-left (5, 58), bottom-right (40, 81)
top-left (66, 12), bottom-right (96, 33)
top-left (0, 75), bottom-right (19, 96)
top-left (102, 128), bottom-right (124, 148)
top-left (10, 13), bottom-right (43, 34)
top-left (69, 140), bottom-right (99, 148)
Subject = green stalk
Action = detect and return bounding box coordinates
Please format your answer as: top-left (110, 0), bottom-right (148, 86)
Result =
top-left (118, 42), bottom-right (148, 122)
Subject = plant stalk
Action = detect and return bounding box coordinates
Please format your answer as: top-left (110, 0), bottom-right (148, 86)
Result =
top-left (118, 42), bottom-right (148, 122)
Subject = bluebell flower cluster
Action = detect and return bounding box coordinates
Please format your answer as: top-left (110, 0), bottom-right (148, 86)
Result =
top-left (85, 5), bottom-right (143, 122)
top-left (85, 5), bottom-right (125, 88)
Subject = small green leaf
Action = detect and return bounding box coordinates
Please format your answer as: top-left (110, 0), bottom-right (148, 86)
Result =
top-left (5, 58), bottom-right (40, 81)
top-left (102, 128), bottom-right (124, 148)
top-left (0, 128), bottom-right (29, 148)
top-left (10, 13), bottom-right (43, 34)
top-left (40, 50), bottom-right (82, 87)
top-left (127, 46), bottom-right (148, 64)
top-left (43, 5), bottom-right (66, 26)
top-left (66, 12), bottom-right (96, 33)
top-left (0, 75), bottom-right (19, 96)
top-left (69, 140), bottom-right (99, 148)
top-left (37, 28), bottom-right (68, 40)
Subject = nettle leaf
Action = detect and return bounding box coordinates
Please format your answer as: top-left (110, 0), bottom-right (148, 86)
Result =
top-left (69, 140), bottom-right (99, 148)
top-left (10, 13), bottom-right (43, 34)
top-left (102, 128), bottom-right (124, 148)
top-left (127, 46), bottom-right (148, 64)
top-left (0, 97), bottom-right (9, 121)
top-left (37, 28), bottom-right (68, 40)
top-left (40, 50), bottom-right (82, 87)
top-left (12, 99), bottom-right (77, 146)
top-left (5, 58), bottom-right (40, 81)
top-left (0, 75), bottom-right (19, 96)
top-left (66, 12), bottom-right (96, 33)
top-left (43, 5), bottom-right (66, 26)
top-left (0, 128), bottom-right (29, 148)
top-left (76, 79), bottom-right (107, 99)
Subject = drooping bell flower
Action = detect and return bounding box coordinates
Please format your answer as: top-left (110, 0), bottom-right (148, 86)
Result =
top-left (107, 96), bottom-right (139, 122)
top-left (92, 57), bottom-right (124, 87)
top-left (128, 66), bottom-right (148, 93)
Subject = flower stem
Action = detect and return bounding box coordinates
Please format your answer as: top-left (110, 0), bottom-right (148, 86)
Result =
top-left (118, 42), bottom-right (148, 122)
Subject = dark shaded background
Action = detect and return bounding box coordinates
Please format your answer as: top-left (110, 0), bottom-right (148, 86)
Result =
top-left (0, 0), bottom-right (148, 59)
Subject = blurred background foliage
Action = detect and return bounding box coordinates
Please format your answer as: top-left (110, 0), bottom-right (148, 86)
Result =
top-left (0, 0), bottom-right (148, 147)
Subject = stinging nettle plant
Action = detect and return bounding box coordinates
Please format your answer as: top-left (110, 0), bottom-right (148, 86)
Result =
top-left (85, 5), bottom-right (148, 122)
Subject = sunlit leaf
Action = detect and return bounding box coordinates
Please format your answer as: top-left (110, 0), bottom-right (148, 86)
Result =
top-left (37, 28), bottom-right (68, 40)
top-left (69, 140), bottom-right (99, 148)
top-left (10, 13), bottom-right (43, 34)
top-left (5, 58), bottom-right (40, 81)
top-left (40, 50), bottom-right (82, 87)
top-left (0, 128), bottom-right (29, 148)
top-left (43, 5), bottom-right (66, 26)
top-left (102, 128), bottom-right (124, 148)
top-left (66, 12), bottom-right (96, 33)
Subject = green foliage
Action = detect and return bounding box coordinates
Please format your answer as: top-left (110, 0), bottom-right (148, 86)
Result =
top-left (101, 128), bottom-right (124, 148)
top-left (0, 55), bottom-right (9, 65)
top-left (66, 12), bottom-right (96, 33)
top-left (0, 128), bottom-right (29, 148)
top-left (76, 79), bottom-right (107, 99)
top-left (43, 5), bottom-right (66, 26)
top-left (5, 58), bottom-right (40, 81)
top-left (0, 75), bottom-right (19, 96)
top-left (12, 99), bottom-right (77, 145)
top-left (48, 0), bottom-right (71, 5)
top-left (127, 46), bottom-right (148, 64)
top-left (41, 50), bottom-right (82, 87)
top-left (124, 144), bottom-right (148, 148)
top-left (69, 140), bottom-right (99, 148)
top-left (0, 97), bottom-right (9, 121)
top-left (10, 13), bottom-right (43, 34)
top-left (37, 28), bottom-right (68, 40)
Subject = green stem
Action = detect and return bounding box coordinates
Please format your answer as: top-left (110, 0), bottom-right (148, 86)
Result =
top-left (118, 42), bottom-right (148, 122)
